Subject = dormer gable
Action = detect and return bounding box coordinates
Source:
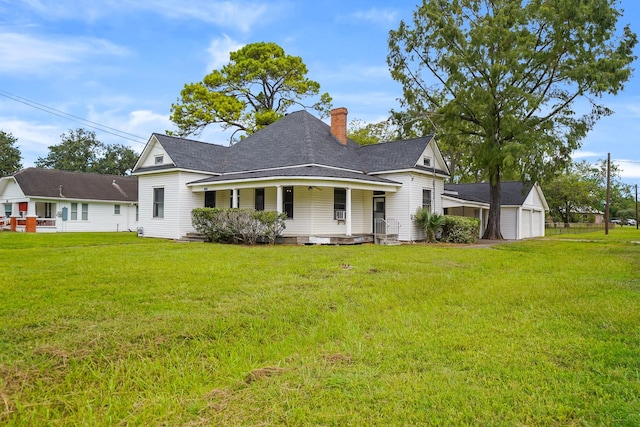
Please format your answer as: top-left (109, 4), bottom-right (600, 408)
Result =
top-left (415, 138), bottom-right (450, 176)
top-left (133, 134), bottom-right (175, 171)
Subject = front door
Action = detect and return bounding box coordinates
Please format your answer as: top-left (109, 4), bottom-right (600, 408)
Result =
top-left (373, 196), bottom-right (385, 233)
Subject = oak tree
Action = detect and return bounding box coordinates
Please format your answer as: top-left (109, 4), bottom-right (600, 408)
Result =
top-left (388, 0), bottom-right (637, 239)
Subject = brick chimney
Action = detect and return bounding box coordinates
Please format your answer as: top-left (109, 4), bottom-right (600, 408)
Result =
top-left (330, 107), bottom-right (348, 145)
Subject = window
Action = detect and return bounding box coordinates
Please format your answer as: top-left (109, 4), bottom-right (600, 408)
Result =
top-left (81, 204), bottom-right (89, 221)
top-left (255, 188), bottom-right (265, 211)
top-left (423, 157), bottom-right (432, 167)
top-left (114, 204), bottom-right (121, 215)
top-left (283, 186), bottom-right (294, 218)
top-left (43, 203), bottom-right (53, 218)
top-left (422, 189), bottom-right (432, 211)
top-left (4, 204), bottom-right (11, 218)
top-left (204, 191), bottom-right (216, 208)
top-left (71, 203), bottom-right (78, 220)
top-left (153, 188), bottom-right (164, 218)
top-left (334, 188), bottom-right (346, 219)
top-left (155, 155), bottom-right (164, 165)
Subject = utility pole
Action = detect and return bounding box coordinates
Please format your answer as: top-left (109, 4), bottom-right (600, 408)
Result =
top-left (636, 184), bottom-right (638, 230)
top-left (605, 153), bottom-right (611, 235)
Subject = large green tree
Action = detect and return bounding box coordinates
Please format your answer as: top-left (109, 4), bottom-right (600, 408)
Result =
top-left (544, 159), bottom-right (632, 224)
top-left (170, 42), bottom-right (332, 140)
top-left (347, 118), bottom-right (398, 146)
top-left (388, 0), bottom-right (637, 239)
top-left (0, 130), bottom-right (22, 176)
top-left (35, 129), bottom-right (138, 175)
top-left (543, 161), bottom-right (604, 225)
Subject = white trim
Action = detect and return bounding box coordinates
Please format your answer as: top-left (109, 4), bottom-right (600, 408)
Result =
top-left (187, 176), bottom-right (401, 192)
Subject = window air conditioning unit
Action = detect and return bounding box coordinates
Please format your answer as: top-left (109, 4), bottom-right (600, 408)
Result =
top-left (335, 210), bottom-right (346, 220)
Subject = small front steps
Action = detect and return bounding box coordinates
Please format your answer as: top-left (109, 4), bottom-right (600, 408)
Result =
top-left (177, 232), bottom-right (209, 242)
top-left (375, 234), bottom-right (401, 245)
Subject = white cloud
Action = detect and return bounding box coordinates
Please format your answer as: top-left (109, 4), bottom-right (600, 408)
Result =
top-left (573, 150), bottom-right (604, 159)
top-left (0, 119), bottom-right (60, 167)
top-left (613, 160), bottom-right (640, 179)
top-left (0, 32), bottom-right (128, 75)
top-left (207, 35), bottom-right (244, 71)
top-left (150, 1), bottom-right (269, 33)
top-left (351, 8), bottom-right (398, 26)
top-left (13, 0), bottom-right (270, 32)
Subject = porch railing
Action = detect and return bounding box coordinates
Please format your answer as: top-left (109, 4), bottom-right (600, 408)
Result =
top-left (36, 218), bottom-right (57, 227)
top-left (374, 218), bottom-right (400, 244)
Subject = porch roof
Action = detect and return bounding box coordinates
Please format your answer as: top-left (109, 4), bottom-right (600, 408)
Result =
top-left (186, 165), bottom-right (401, 187)
top-left (444, 181), bottom-right (534, 205)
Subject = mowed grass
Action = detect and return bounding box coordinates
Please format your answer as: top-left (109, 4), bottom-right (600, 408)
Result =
top-left (1, 230), bottom-right (639, 426)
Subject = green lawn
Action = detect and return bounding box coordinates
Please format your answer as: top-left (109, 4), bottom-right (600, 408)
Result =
top-left (1, 230), bottom-right (639, 426)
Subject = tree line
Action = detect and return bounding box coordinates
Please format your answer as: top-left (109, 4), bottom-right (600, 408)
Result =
top-left (0, 129), bottom-right (138, 177)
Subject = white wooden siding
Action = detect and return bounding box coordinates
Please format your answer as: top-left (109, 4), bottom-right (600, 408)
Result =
top-left (138, 171), bottom-right (210, 239)
top-left (51, 200), bottom-right (137, 232)
top-left (138, 137), bottom-right (173, 169)
top-left (2, 180), bottom-right (25, 199)
top-left (377, 172), bottom-right (445, 241)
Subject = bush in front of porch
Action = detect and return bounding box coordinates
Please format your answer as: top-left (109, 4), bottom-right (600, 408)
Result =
top-left (192, 208), bottom-right (287, 244)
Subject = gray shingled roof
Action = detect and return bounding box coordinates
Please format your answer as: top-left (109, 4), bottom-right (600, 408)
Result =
top-left (137, 111), bottom-right (444, 182)
top-left (12, 168), bottom-right (138, 202)
top-left (151, 133), bottom-right (228, 173)
top-left (359, 136), bottom-right (434, 172)
top-left (226, 111), bottom-right (365, 172)
top-left (444, 181), bottom-right (533, 205)
top-left (188, 165), bottom-right (401, 185)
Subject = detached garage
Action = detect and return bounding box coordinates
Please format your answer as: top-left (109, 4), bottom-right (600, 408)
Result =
top-left (442, 181), bottom-right (549, 240)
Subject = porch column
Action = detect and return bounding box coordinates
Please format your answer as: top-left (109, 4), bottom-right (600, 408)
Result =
top-left (10, 202), bottom-right (18, 232)
top-left (346, 187), bottom-right (352, 236)
top-left (25, 201), bottom-right (37, 233)
top-left (232, 188), bottom-right (239, 208)
top-left (276, 185), bottom-right (283, 214)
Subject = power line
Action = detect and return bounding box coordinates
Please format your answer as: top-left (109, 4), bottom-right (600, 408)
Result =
top-left (0, 89), bottom-right (148, 145)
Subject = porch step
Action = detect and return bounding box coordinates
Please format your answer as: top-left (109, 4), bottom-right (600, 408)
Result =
top-left (177, 232), bottom-right (209, 242)
top-left (375, 233), bottom-right (400, 245)
top-left (376, 238), bottom-right (401, 246)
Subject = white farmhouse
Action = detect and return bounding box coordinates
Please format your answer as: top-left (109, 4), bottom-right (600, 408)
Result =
top-left (133, 108), bottom-right (548, 243)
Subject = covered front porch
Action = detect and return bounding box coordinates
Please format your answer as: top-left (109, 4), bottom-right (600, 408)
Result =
top-left (2, 200), bottom-right (58, 233)
top-left (186, 174), bottom-right (401, 241)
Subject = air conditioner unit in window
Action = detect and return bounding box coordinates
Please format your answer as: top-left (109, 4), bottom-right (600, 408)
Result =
top-left (335, 210), bottom-right (346, 220)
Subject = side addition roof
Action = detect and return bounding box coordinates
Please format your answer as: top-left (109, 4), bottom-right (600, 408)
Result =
top-left (444, 181), bottom-right (534, 205)
top-left (10, 168), bottom-right (138, 202)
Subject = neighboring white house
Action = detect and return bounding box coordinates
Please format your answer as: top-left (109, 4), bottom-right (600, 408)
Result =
top-left (133, 107), bottom-right (549, 243)
top-left (0, 168), bottom-right (138, 233)
top-left (442, 181), bottom-right (549, 239)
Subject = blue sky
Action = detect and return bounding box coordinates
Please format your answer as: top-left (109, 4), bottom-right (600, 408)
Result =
top-left (1, 0), bottom-right (639, 188)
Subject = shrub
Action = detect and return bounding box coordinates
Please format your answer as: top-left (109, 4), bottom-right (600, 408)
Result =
top-left (441, 215), bottom-right (480, 244)
top-left (413, 208), bottom-right (445, 242)
top-left (191, 208), bottom-right (287, 244)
